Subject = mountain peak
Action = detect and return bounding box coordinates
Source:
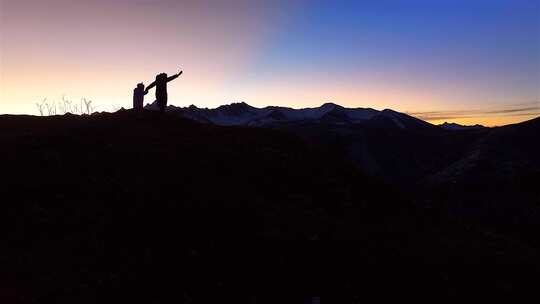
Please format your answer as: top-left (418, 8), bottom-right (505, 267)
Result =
top-left (321, 102), bottom-right (339, 108)
top-left (221, 101), bottom-right (251, 108)
top-left (439, 122), bottom-right (485, 130)
top-left (215, 102), bottom-right (256, 115)
top-left (381, 109), bottom-right (399, 114)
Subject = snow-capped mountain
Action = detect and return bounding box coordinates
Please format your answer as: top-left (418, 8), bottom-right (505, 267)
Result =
top-left (147, 101), bottom-right (434, 130)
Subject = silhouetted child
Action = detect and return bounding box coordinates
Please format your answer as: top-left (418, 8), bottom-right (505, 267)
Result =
top-left (145, 70), bottom-right (183, 113)
top-left (133, 83), bottom-right (146, 111)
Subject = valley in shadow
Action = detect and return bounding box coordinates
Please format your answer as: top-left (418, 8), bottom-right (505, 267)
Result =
top-left (1, 107), bottom-right (539, 302)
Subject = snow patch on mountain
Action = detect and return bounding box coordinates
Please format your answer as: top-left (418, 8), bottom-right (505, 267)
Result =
top-left (146, 101), bottom-right (434, 130)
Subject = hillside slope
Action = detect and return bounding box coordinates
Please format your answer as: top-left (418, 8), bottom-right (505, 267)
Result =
top-left (422, 117), bottom-right (540, 245)
top-left (0, 110), bottom-right (539, 302)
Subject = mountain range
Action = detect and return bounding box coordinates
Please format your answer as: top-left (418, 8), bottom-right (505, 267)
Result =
top-left (161, 102), bottom-right (539, 244)
top-left (145, 101), bottom-right (538, 194)
top-left (438, 121), bottom-right (485, 130)
top-left (146, 101), bottom-right (435, 130)
top-left (144, 102), bottom-right (485, 182)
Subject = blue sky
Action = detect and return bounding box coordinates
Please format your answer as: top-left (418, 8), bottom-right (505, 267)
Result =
top-left (244, 0), bottom-right (539, 109)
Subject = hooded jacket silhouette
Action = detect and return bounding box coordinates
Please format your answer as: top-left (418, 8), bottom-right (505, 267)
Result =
top-left (145, 71), bottom-right (182, 112)
top-left (133, 83), bottom-right (147, 110)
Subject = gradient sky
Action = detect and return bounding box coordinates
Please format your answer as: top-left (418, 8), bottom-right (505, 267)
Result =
top-left (1, 0), bottom-right (539, 126)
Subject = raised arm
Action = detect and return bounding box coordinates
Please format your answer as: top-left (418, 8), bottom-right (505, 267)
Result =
top-left (167, 70), bottom-right (183, 82)
top-left (145, 81), bottom-right (156, 93)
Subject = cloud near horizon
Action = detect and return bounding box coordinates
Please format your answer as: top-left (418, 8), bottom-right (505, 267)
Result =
top-left (408, 102), bottom-right (540, 125)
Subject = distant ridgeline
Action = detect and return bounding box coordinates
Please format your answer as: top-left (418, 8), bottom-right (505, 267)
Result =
top-left (145, 101), bottom-right (435, 129)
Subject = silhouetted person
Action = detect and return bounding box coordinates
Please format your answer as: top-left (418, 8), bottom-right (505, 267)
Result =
top-left (145, 70), bottom-right (183, 113)
top-left (133, 83), bottom-right (147, 111)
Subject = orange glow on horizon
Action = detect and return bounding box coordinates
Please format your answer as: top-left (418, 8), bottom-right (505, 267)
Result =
top-left (425, 115), bottom-right (539, 128)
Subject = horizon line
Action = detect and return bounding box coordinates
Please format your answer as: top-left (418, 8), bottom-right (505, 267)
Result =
top-left (5, 99), bottom-right (539, 128)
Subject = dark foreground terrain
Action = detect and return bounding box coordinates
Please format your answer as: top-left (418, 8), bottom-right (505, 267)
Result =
top-left (0, 110), bottom-right (539, 302)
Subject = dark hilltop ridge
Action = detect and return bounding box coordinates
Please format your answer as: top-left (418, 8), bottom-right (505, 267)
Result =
top-left (1, 108), bottom-right (540, 301)
top-left (438, 121), bottom-right (485, 131)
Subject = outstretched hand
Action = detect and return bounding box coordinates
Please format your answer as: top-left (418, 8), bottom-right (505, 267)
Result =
top-left (177, 70), bottom-right (183, 76)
